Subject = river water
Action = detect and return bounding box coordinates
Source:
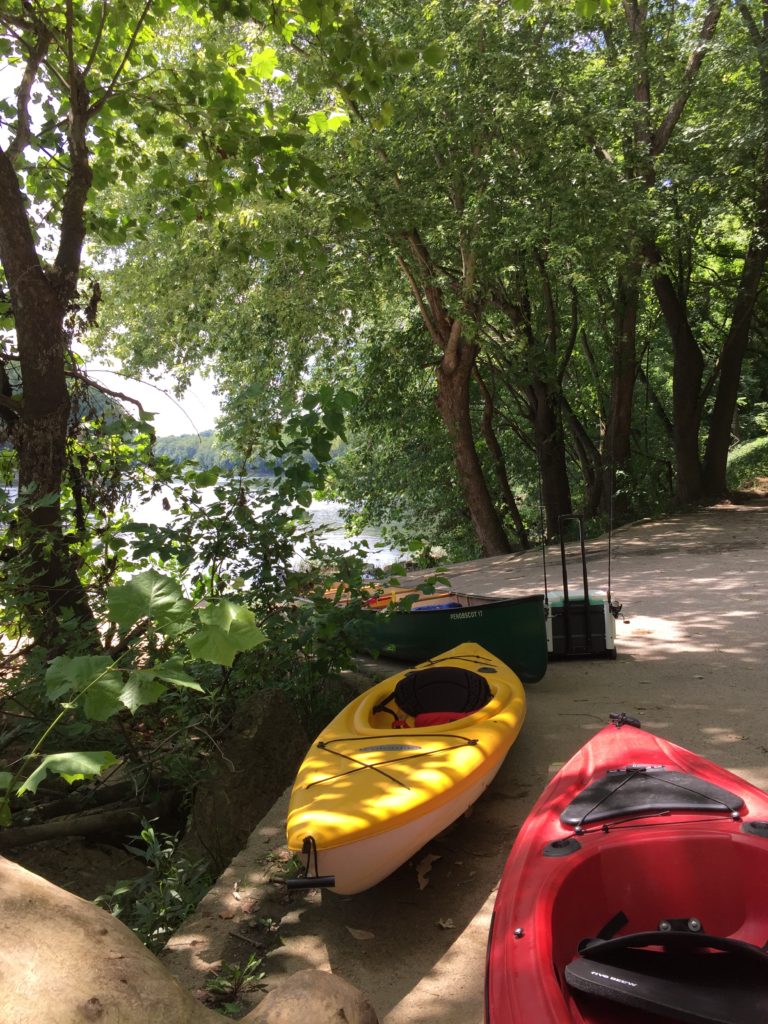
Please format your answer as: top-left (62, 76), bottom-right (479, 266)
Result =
top-left (130, 488), bottom-right (404, 570)
top-left (2, 482), bottom-right (405, 570)
top-left (303, 499), bottom-right (404, 568)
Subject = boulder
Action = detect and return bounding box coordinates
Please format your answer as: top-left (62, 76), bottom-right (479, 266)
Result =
top-left (181, 687), bottom-right (309, 871)
top-left (0, 855), bottom-right (221, 1024)
top-left (242, 969), bottom-right (379, 1024)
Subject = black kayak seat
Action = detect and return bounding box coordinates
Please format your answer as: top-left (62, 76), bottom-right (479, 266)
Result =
top-left (374, 666), bottom-right (492, 719)
top-left (560, 767), bottom-right (745, 827)
top-left (565, 930), bottom-right (768, 1024)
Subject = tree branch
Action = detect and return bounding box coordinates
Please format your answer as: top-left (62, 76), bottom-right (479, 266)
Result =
top-left (84, 1), bottom-right (108, 77)
top-left (651, 2), bottom-right (723, 157)
top-left (64, 370), bottom-right (147, 416)
top-left (557, 288), bottom-right (579, 386)
top-left (52, 3), bottom-right (92, 298)
top-left (89, 0), bottom-right (154, 117)
top-left (395, 252), bottom-right (442, 348)
top-left (636, 360), bottom-right (673, 439)
top-left (6, 23), bottom-right (51, 164)
top-left (532, 248), bottom-right (558, 357)
top-left (0, 391), bottom-right (21, 414)
top-left (404, 229), bottom-right (453, 345)
top-left (0, 148), bottom-right (47, 303)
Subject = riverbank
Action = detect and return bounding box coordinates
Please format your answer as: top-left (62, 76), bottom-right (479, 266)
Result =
top-left (162, 497), bottom-right (768, 1022)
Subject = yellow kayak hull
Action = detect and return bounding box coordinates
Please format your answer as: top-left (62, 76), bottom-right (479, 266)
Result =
top-left (286, 643), bottom-right (526, 894)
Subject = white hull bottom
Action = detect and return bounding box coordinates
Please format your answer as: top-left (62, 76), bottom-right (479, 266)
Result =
top-left (306, 765), bottom-right (503, 895)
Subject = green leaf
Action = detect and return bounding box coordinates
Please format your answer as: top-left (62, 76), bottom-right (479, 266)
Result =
top-left (250, 47), bottom-right (279, 79)
top-left (186, 625), bottom-right (240, 666)
top-left (393, 48), bottom-right (418, 72)
top-left (198, 599), bottom-right (249, 630)
top-left (299, 0), bottom-right (321, 19)
top-left (191, 468), bottom-right (220, 487)
top-left (120, 671), bottom-right (168, 714)
top-left (422, 43), bottom-right (446, 67)
top-left (325, 110), bottom-right (349, 132)
top-left (203, 601), bottom-right (267, 649)
top-left (188, 600), bottom-right (266, 666)
top-left (152, 658), bottom-right (204, 691)
top-left (18, 752), bottom-right (120, 796)
top-left (346, 204), bottom-right (371, 227)
top-left (255, 239), bottom-right (277, 258)
top-left (307, 111), bottom-right (329, 135)
top-left (45, 655), bottom-right (120, 701)
top-left (107, 570), bottom-right (193, 631)
top-left (84, 676), bottom-right (125, 721)
top-left (576, 0), bottom-right (606, 14)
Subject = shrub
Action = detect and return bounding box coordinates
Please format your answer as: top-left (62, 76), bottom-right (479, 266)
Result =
top-left (726, 436), bottom-right (768, 489)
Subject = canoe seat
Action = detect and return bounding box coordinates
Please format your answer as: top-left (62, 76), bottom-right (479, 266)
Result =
top-left (565, 927), bottom-right (768, 1023)
top-left (374, 666), bottom-right (492, 725)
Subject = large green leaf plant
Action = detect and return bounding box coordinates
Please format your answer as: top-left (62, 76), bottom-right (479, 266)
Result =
top-left (0, 567), bottom-right (266, 827)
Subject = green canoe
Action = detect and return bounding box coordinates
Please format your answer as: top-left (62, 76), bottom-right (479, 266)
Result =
top-left (351, 590), bottom-right (548, 684)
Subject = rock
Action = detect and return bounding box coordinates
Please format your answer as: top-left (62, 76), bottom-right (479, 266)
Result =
top-left (181, 688), bottom-right (309, 872)
top-left (242, 969), bottom-right (379, 1024)
top-left (0, 855), bottom-right (222, 1024)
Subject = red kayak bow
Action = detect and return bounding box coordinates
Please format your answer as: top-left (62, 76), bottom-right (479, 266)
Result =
top-left (485, 714), bottom-right (768, 1023)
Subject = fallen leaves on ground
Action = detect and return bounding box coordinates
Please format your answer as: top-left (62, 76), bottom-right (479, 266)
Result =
top-left (416, 852), bottom-right (441, 890)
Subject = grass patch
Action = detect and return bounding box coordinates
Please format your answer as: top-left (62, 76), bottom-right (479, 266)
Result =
top-left (726, 436), bottom-right (768, 490)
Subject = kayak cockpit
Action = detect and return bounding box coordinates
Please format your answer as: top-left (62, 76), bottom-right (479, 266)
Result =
top-left (548, 830), bottom-right (768, 1023)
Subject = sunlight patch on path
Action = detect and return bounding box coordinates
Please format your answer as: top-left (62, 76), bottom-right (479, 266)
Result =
top-left (383, 890), bottom-right (494, 1024)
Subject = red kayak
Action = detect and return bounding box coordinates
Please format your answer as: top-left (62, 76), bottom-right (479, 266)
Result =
top-left (485, 713), bottom-right (768, 1024)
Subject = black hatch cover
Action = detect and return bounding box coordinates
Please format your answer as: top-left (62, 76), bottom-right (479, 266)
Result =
top-left (560, 766), bottom-right (745, 827)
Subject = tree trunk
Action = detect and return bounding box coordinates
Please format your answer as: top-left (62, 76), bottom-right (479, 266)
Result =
top-left (436, 344), bottom-right (511, 556)
top-left (702, 6), bottom-right (768, 497)
top-left (702, 234), bottom-right (767, 498)
top-left (650, 267), bottom-right (705, 504)
top-left (0, 149), bottom-right (95, 643)
top-left (562, 396), bottom-right (603, 518)
top-left (528, 381), bottom-right (572, 538)
top-left (398, 231), bottom-right (511, 556)
top-left (476, 370), bottom-right (529, 548)
top-left (601, 1), bottom-right (722, 512)
top-left (603, 264), bottom-right (640, 518)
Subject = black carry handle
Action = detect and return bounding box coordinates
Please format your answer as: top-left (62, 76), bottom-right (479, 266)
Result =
top-left (285, 875), bottom-right (337, 891)
top-left (580, 928), bottom-right (768, 965)
top-left (558, 514), bottom-right (592, 655)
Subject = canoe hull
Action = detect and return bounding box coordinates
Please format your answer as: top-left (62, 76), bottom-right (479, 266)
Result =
top-left (287, 643), bottom-right (526, 894)
top-left (485, 720), bottom-right (768, 1023)
top-left (352, 592), bottom-right (548, 684)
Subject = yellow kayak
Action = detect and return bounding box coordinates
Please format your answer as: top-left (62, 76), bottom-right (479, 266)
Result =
top-left (286, 642), bottom-right (526, 894)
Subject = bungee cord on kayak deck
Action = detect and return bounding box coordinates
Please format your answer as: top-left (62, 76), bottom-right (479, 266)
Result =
top-left (305, 733), bottom-right (481, 790)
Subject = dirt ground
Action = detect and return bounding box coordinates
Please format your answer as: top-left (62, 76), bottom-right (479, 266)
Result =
top-left (218, 497), bottom-right (768, 1024)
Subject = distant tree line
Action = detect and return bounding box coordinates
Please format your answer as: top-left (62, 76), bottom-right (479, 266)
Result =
top-left (154, 430), bottom-right (336, 475)
top-left (154, 430), bottom-right (270, 474)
